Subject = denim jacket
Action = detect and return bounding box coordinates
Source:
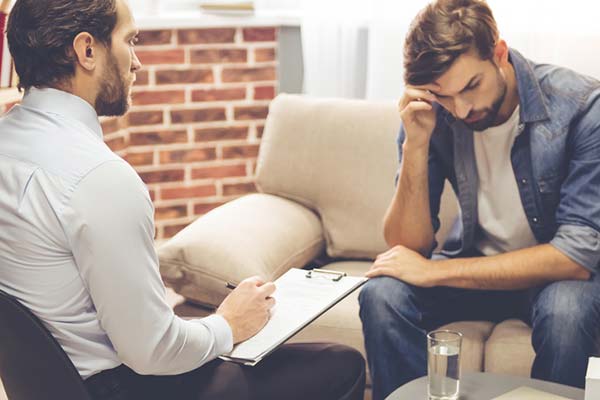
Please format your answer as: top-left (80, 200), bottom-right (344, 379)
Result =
top-left (396, 49), bottom-right (600, 272)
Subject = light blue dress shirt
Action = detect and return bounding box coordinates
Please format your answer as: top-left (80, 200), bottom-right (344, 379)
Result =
top-left (0, 88), bottom-right (233, 378)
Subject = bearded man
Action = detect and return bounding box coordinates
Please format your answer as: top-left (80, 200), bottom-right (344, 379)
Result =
top-left (0, 1), bottom-right (365, 399)
top-left (359, 1), bottom-right (600, 399)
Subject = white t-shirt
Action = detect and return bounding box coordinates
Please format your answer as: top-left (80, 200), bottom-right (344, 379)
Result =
top-left (474, 105), bottom-right (538, 256)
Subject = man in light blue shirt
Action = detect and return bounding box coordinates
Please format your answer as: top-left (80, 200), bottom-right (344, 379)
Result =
top-left (0, 0), bottom-right (365, 399)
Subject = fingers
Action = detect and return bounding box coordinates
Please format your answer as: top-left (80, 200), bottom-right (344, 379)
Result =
top-left (375, 245), bottom-right (405, 262)
top-left (365, 266), bottom-right (391, 278)
top-left (400, 101), bottom-right (433, 119)
top-left (399, 87), bottom-right (438, 110)
top-left (371, 257), bottom-right (395, 271)
top-left (242, 275), bottom-right (265, 286)
top-left (404, 87), bottom-right (438, 104)
top-left (265, 296), bottom-right (276, 309)
top-left (258, 282), bottom-right (276, 297)
top-left (376, 246), bottom-right (398, 260)
top-left (408, 82), bottom-right (440, 93)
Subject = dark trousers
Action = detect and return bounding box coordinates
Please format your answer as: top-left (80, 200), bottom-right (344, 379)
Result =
top-left (359, 269), bottom-right (600, 400)
top-left (85, 343), bottom-right (366, 400)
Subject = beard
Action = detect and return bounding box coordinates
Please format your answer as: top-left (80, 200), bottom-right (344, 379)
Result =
top-left (463, 66), bottom-right (508, 131)
top-left (95, 52), bottom-right (131, 117)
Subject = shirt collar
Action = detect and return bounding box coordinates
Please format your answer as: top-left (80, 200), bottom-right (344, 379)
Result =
top-left (509, 48), bottom-right (550, 123)
top-left (20, 87), bottom-right (104, 139)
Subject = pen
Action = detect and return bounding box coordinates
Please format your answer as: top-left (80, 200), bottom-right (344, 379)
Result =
top-left (225, 282), bottom-right (237, 290)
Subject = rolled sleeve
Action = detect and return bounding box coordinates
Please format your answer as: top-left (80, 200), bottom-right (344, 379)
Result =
top-left (551, 90), bottom-right (600, 273)
top-left (550, 224), bottom-right (600, 273)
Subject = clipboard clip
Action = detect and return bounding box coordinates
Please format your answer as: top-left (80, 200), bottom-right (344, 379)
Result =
top-left (305, 268), bottom-right (347, 282)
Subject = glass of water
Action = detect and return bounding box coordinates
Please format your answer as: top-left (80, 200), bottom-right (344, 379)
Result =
top-left (427, 330), bottom-right (463, 400)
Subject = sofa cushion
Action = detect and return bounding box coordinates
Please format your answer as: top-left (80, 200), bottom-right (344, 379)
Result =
top-left (257, 95), bottom-right (401, 259)
top-left (257, 94), bottom-right (460, 259)
top-left (157, 193), bottom-right (325, 307)
top-left (437, 321), bottom-right (495, 373)
top-left (484, 319), bottom-right (535, 376)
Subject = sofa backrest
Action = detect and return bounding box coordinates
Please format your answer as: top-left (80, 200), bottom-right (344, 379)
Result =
top-left (257, 94), bottom-right (458, 259)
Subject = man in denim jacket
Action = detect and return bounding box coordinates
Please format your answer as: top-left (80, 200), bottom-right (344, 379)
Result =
top-left (359, 0), bottom-right (600, 399)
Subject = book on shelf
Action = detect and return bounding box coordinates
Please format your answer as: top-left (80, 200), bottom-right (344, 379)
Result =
top-left (200, 1), bottom-right (254, 15)
top-left (0, 6), bottom-right (16, 90)
top-left (0, 11), bottom-right (5, 56)
top-left (0, 11), bottom-right (10, 88)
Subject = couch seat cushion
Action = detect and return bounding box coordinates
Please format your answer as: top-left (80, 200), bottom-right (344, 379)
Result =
top-left (484, 319), bottom-right (534, 376)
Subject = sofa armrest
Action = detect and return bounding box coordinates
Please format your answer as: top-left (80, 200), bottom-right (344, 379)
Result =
top-left (158, 193), bottom-right (325, 308)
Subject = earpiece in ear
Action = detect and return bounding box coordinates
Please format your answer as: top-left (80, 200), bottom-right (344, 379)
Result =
top-left (86, 48), bottom-right (92, 57)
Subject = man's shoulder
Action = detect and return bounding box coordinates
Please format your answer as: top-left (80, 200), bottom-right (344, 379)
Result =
top-left (0, 104), bottom-right (132, 212)
top-left (533, 61), bottom-right (600, 107)
top-left (2, 104), bottom-right (122, 181)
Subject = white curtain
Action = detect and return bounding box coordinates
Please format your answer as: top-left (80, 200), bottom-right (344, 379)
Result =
top-left (299, 0), bottom-right (367, 98)
top-left (300, 0), bottom-right (600, 100)
top-left (131, 1), bottom-right (600, 99)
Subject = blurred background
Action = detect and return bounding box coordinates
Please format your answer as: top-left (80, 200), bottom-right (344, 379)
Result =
top-left (130, 0), bottom-right (600, 100)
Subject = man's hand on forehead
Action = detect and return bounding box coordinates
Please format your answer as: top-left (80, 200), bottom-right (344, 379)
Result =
top-left (409, 82), bottom-right (441, 95)
top-left (404, 82), bottom-right (441, 104)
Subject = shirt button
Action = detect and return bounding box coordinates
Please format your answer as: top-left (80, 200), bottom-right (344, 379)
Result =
top-left (532, 217), bottom-right (539, 223)
top-left (521, 178), bottom-right (528, 184)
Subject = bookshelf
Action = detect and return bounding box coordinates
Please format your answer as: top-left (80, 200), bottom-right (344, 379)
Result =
top-left (0, 87), bottom-right (21, 105)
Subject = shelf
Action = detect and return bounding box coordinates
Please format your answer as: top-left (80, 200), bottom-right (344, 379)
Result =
top-left (136, 9), bottom-right (301, 29)
top-left (0, 88), bottom-right (22, 105)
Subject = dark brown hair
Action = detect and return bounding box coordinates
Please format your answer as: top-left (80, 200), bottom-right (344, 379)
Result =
top-left (404, 0), bottom-right (498, 85)
top-left (6, 0), bottom-right (118, 91)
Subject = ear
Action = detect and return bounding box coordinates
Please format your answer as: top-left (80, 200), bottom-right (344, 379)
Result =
top-left (72, 32), bottom-right (97, 71)
top-left (493, 39), bottom-right (510, 68)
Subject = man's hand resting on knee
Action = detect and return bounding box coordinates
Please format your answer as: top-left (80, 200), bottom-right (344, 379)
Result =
top-left (216, 276), bottom-right (276, 343)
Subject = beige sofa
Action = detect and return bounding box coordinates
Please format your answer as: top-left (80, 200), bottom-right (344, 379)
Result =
top-left (158, 94), bottom-right (536, 386)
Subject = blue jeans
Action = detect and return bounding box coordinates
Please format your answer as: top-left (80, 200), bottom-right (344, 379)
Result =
top-left (358, 263), bottom-right (600, 400)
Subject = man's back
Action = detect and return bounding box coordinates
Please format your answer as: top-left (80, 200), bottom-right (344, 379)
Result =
top-left (0, 87), bottom-right (236, 380)
top-left (0, 87), bottom-right (124, 377)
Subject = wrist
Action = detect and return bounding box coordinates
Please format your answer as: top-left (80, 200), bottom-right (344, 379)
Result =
top-left (216, 311), bottom-right (239, 343)
top-left (402, 139), bottom-right (430, 155)
top-left (427, 259), bottom-right (452, 287)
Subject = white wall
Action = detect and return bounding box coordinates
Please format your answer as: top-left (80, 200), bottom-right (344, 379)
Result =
top-left (365, 0), bottom-right (600, 100)
top-left (127, 1), bottom-right (600, 100)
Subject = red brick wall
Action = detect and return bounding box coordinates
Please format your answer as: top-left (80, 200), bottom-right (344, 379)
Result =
top-left (103, 26), bottom-right (278, 239)
top-left (0, 26), bottom-right (277, 240)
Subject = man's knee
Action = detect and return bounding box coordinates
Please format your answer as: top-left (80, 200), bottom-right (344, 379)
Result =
top-left (532, 280), bottom-right (600, 340)
top-left (326, 344), bottom-right (366, 383)
top-left (304, 344), bottom-right (366, 400)
top-left (358, 276), bottom-right (419, 327)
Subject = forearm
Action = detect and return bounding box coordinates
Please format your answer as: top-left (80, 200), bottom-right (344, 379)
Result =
top-left (384, 142), bottom-right (434, 255)
top-left (434, 244), bottom-right (591, 290)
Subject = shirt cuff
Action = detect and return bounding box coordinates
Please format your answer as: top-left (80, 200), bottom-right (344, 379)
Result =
top-left (550, 224), bottom-right (600, 273)
top-left (201, 314), bottom-right (234, 355)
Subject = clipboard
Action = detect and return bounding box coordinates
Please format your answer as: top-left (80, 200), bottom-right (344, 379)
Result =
top-left (220, 268), bottom-right (367, 366)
